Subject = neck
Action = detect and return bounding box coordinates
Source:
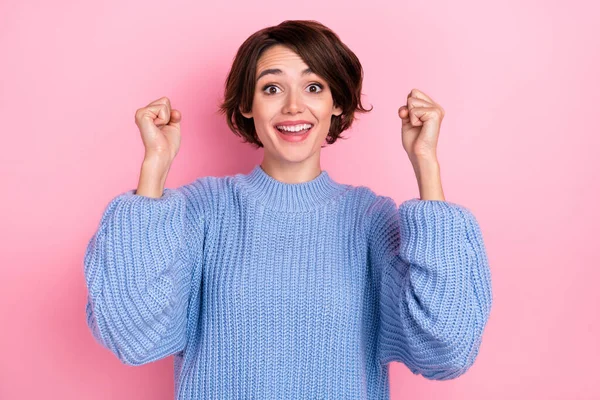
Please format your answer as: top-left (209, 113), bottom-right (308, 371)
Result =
top-left (259, 154), bottom-right (322, 184)
top-left (235, 164), bottom-right (349, 212)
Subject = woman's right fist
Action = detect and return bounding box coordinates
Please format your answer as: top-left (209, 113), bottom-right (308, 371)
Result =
top-left (135, 96), bottom-right (182, 162)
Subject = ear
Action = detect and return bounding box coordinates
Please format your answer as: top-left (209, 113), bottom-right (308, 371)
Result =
top-left (240, 105), bottom-right (252, 119)
top-left (332, 103), bottom-right (343, 117)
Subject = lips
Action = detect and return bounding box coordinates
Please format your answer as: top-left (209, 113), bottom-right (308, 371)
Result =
top-left (274, 124), bottom-right (313, 142)
top-left (274, 122), bottom-right (313, 132)
top-left (275, 126), bottom-right (311, 135)
top-left (274, 120), bottom-right (314, 126)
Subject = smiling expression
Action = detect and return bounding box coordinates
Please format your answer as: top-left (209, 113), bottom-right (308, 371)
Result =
top-left (240, 44), bottom-right (343, 164)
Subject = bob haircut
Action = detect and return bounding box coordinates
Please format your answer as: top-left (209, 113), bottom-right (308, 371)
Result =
top-left (218, 20), bottom-right (373, 148)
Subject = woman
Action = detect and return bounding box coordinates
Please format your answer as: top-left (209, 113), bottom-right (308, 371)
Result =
top-left (83, 20), bottom-right (493, 399)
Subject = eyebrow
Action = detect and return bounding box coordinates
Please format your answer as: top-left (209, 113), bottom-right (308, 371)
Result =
top-left (256, 67), bottom-right (314, 81)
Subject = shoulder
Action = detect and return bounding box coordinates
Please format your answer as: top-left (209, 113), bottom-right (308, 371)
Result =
top-left (343, 184), bottom-right (398, 216)
top-left (338, 185), bottom-right (400, 239)
top-left (171, 173), bottom-right (233, 222)
top-left (345, 185), bottom-right (402, 243)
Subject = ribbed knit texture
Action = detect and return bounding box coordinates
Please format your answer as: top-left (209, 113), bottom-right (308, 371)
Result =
top-left (83, 164), bottom-right (493, 399)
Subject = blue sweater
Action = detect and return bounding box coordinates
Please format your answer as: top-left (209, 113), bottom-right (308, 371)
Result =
top-left (84, 164), bottom-right (493, 399)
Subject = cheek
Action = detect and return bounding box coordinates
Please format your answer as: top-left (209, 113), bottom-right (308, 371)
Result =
top-left (253, 100), bottom-right (278, 122)
top-left (307, 97), bottom-right (333, 115)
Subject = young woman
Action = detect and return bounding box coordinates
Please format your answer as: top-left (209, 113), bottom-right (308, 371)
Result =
top-left (84, 20), bottom-right (492, 400)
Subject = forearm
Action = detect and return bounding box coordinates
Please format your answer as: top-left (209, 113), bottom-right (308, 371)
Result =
top-left (136, 153), bottom-right (171, 198)
top-left (377, 197), bottom-right (493, 379)
top-left (411, 157), bottom-right (445, 201)
top-left (84, 185), bottom-right (193, 365)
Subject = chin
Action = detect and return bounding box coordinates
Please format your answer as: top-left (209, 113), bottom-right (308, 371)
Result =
top-left (261, 125), bottom-right (325, 160)
top-left (274, 148), bottom-right (315, 164)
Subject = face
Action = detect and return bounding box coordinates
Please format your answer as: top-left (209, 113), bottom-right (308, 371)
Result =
top-left (240, 44), bottom-right (343, 166)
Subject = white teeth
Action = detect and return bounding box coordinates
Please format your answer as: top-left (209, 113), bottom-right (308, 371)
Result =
top-left (275, 123), bottom-right (313, 132)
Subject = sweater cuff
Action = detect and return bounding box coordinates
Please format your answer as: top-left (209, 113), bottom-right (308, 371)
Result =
top-left (397, 198), bottom-right (478, 265)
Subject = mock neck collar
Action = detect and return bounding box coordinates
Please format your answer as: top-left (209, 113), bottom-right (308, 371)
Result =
top-left (235, 165), bottom-right (349, 212)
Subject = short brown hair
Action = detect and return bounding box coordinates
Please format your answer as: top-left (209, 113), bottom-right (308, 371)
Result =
top-left (218, 20), bottom-right (373, 148)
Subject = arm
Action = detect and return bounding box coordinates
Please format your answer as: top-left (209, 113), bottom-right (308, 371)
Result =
top-left (83, 181), bottom-right (204, 366)
top-left (369, 196), bottom-right (493, 380)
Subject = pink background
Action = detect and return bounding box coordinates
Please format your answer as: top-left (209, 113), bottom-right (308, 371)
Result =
top-left (1, 0), bottom-right (598, 398)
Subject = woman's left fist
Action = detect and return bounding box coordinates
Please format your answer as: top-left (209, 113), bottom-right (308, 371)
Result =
top-left (398, 88), bottom-right (445, 163)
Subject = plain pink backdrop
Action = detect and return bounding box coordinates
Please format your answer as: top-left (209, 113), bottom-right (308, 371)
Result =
top-left (1, 0), bottom-right (598, 399)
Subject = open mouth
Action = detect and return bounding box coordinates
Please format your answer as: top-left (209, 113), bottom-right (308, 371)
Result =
top-left (273, 123), bottom-right (314, 142)
top-left (274, 123), bottom-right (314, 135)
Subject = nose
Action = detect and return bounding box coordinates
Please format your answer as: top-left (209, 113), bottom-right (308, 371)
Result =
top-left (282, 89), bottom-right (305, 114)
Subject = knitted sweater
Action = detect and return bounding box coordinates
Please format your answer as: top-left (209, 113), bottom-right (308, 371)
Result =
top-left (83, 164), bottom-right (493, 399)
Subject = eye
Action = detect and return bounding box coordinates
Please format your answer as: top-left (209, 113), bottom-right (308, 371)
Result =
top-left (262, 85), bottom-right (281, 95)
top-left (307, 83), bottom-right (323, 93)
top-left (262, 83), bottom-right (324, 95)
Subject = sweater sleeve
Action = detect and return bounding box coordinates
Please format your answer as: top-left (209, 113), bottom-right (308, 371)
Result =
top-left (368, 196), bottom-right (492, 380)
top-left (83, 183), bottom-right (204, 366)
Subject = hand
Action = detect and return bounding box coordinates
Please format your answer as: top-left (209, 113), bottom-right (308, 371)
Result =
top-left (398, 89), bottom-right (445, 163)
top-left (135, 96), bottom-right (182, 163)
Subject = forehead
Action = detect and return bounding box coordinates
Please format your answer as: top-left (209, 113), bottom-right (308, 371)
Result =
top-left (255, 45), bottom-right (310, 78)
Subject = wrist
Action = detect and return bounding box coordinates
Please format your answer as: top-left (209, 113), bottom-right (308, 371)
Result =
top-left (136, 156), bottom-right (171, 198)
top-left (410, 158), bottom-right (445, 201)
top-left (411, 156), bottom-right (439, 175)
top-left (143, 151), bottom-right (172, 167)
